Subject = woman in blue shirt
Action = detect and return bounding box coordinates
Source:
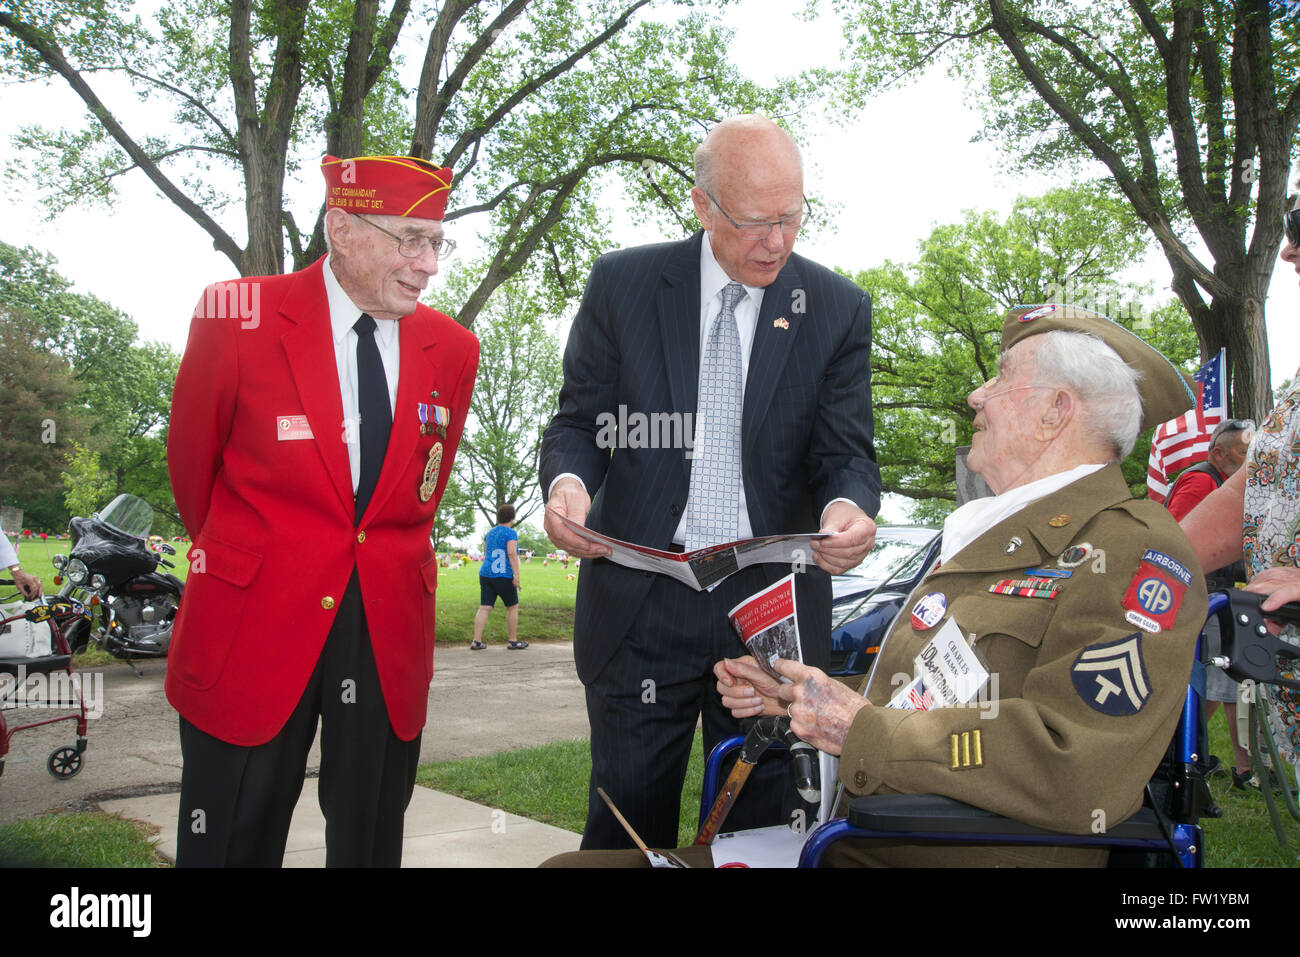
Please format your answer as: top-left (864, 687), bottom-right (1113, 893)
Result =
top-left (471, 504), bottom-right (525, 649)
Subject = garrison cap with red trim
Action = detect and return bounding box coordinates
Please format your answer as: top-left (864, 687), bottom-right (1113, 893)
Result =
top-left (320, 154), bottom-right (454, 220)
top-left (1000, 303), bottom-right (1196, 432)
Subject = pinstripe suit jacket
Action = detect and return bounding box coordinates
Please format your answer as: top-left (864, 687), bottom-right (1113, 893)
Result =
top-left (540, 232), bottom-right (880, 684)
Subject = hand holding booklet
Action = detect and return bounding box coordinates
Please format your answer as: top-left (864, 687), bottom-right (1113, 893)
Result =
top-left (726, 573), bottom-right (803, 683)
top-left (545, 508), bottom-right (827, 591)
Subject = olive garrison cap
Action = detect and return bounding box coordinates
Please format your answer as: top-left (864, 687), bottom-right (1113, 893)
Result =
top-left (1001, 303), bottom-right (1196, 432)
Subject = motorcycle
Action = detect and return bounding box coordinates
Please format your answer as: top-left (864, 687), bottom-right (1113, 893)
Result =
top-left (50, 494), bottom-right (184, 675)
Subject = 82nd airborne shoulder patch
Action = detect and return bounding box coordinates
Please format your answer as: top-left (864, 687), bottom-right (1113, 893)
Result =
top-left (1121, 548), bottom-right (1191, 633)
top-left (1071, 633), bottom-right (1150, 716)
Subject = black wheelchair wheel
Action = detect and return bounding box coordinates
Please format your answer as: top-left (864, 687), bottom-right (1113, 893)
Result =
top-left (47, 746), bottom-right (82, 779)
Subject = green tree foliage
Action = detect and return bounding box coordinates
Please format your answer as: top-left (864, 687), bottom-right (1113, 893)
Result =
top-left (431, 471), bottom-right (475, 552)
top-left (87, 340), bottom-right (180, 524)
top-left (852, 185), bottom-right (1200, 520)
top-left (0, 303), bottom-right (85, 529)
top-left (838, 0), bottom-right (1300, 421)
top-left (513, 521), bottom-right (552, 555)
top-left (0, 0), bottom-right (806, 327)
top-left (440, 265), bottom-right (562, 525)
top-left (62, 440), bottom-right (112, 520)
top-left (0, 241), bottom-right (136, 374)
top-left (0, 242), bottom-right (180, 525)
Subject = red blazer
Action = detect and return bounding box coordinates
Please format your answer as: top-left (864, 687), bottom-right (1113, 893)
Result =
top-left (166, 257), bottom-right (478, 745)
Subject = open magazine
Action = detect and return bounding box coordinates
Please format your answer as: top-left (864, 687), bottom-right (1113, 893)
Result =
top-left (546, 508), bottom-right (826, 591)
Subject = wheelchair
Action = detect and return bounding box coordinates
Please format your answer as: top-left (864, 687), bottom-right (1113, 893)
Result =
top-left (698, 589), bottom-right (1299, 867)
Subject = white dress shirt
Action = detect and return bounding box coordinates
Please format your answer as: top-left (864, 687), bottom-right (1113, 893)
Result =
top-left (323, 257), bottom-right (401, 494)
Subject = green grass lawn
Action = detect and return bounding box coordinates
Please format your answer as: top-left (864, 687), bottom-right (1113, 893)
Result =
top-left (419, 731), bottom-right (707, 847)
top-left (1200, 708), bottom-right (1300, 866)
top-left (434, 556), bottom-right (579, 644)
top-left (0, 812), bottom-right (167, 867)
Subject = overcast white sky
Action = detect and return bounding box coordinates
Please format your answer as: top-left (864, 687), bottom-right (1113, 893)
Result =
top-left (1, 0), bottom-right (1297, 524)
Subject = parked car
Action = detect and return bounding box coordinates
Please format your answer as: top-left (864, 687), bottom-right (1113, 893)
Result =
top-left (827, 525), bottom-right (942, 676)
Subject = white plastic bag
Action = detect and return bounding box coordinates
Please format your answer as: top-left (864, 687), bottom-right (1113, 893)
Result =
top-left (0, 601), bottom-right (53, 658)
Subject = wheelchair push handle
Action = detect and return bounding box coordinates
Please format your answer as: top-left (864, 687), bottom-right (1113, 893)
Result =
top-left (1211, 588), bottom-right (1300, 691)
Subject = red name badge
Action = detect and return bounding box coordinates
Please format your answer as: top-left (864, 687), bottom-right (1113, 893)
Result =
top-left (276, 414), bottom-right (314, 441)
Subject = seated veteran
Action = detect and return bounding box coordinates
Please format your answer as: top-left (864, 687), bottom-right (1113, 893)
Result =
top-left (545, 305), bottom-right (1208, 868)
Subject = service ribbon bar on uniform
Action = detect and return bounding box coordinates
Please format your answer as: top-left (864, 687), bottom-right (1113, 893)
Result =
top-left (988, 578), bottom-right (1061, 599)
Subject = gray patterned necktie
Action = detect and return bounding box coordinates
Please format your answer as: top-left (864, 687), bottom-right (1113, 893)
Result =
top-left (685, 282), bottom-right (745, 550)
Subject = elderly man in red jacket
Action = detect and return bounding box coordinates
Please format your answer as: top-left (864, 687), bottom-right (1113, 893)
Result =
top-left (167, 154), bottom-right (479, 866)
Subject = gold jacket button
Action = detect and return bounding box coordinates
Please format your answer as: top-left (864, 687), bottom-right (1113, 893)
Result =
top-left (356, 531), bottom-right (366, 544)
top-left (853, 770), bottom-right (867, 788)
top-left (321, 596), bottom-right (336, 610)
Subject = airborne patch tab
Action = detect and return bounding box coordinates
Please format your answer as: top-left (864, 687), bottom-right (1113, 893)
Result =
top-left (1071, 633), bottom-right (1150, 716)
top-left (950, 730), bottom-right (984, 770)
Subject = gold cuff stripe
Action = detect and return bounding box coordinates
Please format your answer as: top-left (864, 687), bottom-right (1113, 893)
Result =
top-left (949, 730), bottom-right (984, 770)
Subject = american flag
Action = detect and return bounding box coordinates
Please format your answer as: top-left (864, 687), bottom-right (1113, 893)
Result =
top-left (1146, 349), bottom-right (1226, 503)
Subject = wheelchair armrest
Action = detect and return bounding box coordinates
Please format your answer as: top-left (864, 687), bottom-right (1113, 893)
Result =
top-left (796, 796), bottom-right (1190, 867)
top-left (847, 793), bottom-right (1170, 840)
top-left (847, 794), bottom-right (1061, 835)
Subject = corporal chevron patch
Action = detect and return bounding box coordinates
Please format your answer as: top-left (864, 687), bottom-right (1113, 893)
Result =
top-left (1071, 633), bottom-right (1150, 716)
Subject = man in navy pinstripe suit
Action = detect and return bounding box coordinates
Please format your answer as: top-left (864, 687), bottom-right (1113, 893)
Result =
top-left (540, 115), bottom-right (880, 849)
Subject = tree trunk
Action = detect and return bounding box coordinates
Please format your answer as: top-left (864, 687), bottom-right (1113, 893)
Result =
top-left (1176, 288), bottom-right (1271, 423)
top-left (241, 157), bottom-right (287, 277)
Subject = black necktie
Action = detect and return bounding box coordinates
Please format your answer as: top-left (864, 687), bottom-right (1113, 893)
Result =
top-left (354, 313), bottom-right (391, 522)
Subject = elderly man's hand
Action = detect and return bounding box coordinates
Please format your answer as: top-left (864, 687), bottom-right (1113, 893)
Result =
top-left (714, 656), bottom-right (786, 720)
top-left (1244, 567), bottom-right (1300, 614)
top-left (773, 659), bottom-right (870, 755)
top-left (812, 502), bottom-right (877, 575)
top-left (542, 478), bottom-right (611, 560)
top-left (9, 567), bottom-right (43, 601)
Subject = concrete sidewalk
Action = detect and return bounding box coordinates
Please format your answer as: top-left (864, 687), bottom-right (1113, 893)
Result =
top-left (101, 778), bottom-right (581, 867)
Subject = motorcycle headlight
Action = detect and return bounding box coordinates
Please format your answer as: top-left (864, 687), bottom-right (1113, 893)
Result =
top-left (66, 558), bottom-right (89, 585)
top-left (90, 574), bottom-right (106, 590)
top-left (52, 554), bottom-right (67, 570)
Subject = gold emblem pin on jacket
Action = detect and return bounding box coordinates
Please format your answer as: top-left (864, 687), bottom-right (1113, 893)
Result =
top-left (419, 442), bottom-right (443, 502)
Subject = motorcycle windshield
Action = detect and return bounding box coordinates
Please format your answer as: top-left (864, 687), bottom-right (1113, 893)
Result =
top-left (94, 494), bottom-right (154, 538)
top-left (66, 494), bottom-right (158, 584)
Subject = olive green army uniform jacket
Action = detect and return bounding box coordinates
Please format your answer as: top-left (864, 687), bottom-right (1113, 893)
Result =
top-left (835, 463), bottom-right (1207, 865)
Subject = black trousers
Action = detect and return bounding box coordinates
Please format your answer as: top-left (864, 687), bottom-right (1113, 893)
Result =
top-left (580, 570), bottom-right (804, 850)
top-left (176, 573), bottom-right (422, 867)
